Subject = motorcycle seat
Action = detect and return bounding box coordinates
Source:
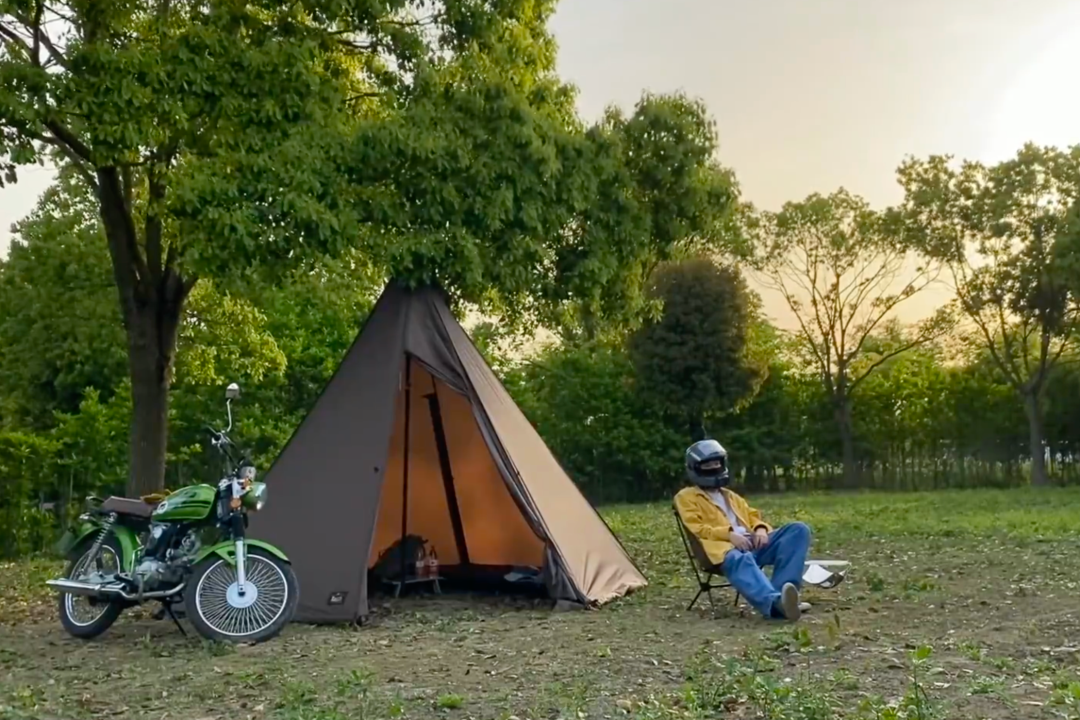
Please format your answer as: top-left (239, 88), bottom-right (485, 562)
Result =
top-left (99, 496), bottom-right (155, 518)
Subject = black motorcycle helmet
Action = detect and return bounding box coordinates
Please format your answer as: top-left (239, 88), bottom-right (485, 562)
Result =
top-left (686, 439), bottom-right (730, 489)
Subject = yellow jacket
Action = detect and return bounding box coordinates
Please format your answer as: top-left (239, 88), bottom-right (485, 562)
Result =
top-left (674, 486), bottom-right (772, 566)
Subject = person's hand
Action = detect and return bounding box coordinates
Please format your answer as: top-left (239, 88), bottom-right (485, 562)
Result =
top-left (729, 533), bottom-right (752, 551)
top-left (753, 528), bottom-right (770, 549)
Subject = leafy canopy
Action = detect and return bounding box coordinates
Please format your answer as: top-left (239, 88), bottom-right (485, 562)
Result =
top-left (0, 174), bottom-right (289, 427)
top-left (898, 144), bottom-right (1080, 396)
top-left (749, 189), bottom-right (951, 400)
top-left (629, 257), bottom-right (764, 434)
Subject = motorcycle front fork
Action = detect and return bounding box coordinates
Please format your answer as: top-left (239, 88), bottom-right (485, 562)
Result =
top-left (230, 513), bottom-right (247, 595)
top-left (235, 538), bottom-right (247, 594)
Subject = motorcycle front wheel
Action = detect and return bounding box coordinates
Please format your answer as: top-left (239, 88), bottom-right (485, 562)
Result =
top-left (58, 536), bottom-right (125, 639)
top-left (185, 547), bottom-right (298, 644)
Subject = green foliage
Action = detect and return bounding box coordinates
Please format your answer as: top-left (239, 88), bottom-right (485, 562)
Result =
top-left (3, 0), bottom-right (740, 493)
top-left (504, 341), bottom-right (685, 504)
top-left (504, 327), bottom-right (1080, 499)
top-left (629, 258), bottom-right (764, 435)
top-left (0, 169), bottom-right (382, 547)
top-left (0, 173), bottom-right (126, 427)
top-left (898, 144), bottom-right (1080, 485)
top-left (178, 280), bottom-right (287, 386)
top-left (353, 86), bottom-right (740, 338)
top-left (0, 0), bottom-right (376, 268)
top-left (0, 431), bottom-right (57, 557)
top-left (748, 189), bottom-right (952, 485)
top-left (2, 2), bottom-right (1080, 543)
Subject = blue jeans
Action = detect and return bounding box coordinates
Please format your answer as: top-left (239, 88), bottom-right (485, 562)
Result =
top-left (720, 522), bottom-right (811, 618)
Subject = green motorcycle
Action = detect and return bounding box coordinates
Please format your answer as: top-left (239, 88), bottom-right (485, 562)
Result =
top-left (47, 383), bottom-right (298, 643)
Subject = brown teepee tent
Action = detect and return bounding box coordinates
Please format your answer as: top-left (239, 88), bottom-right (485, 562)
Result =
top-left (251, 281), bottom-right (647, 623)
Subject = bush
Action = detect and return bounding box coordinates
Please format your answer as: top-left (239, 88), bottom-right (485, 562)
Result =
top-left (505, 342), bottom-right (686, 504)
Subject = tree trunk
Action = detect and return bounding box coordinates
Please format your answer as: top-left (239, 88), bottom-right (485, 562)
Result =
top-left (96, 166), bottom-right (189, 498)
top-left (834, 397), bottom-right (858, 489)
top-left (1022, 391), bottom-right (1049, 487)
top-left (125, 304), bottom-right (182, 496)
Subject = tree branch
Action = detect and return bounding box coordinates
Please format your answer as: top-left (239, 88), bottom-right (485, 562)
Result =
top-left (0, 20), bottom-right (33, 56)
top-left (35, 20), bottom-right (70, 70)
top-left (21, 129), bottom-right (97, 189)
top-left (43, 118), bottom-right (93, 162)
top-left (146, 165), bottom-right (166, 284)
top-left (337, 37), bottom-right (377, 52)
top-left (849, 326), bottom-right (941, 394)
top-left (97, 166), bottom-right (150, 299)
top-left (346, 91), bottom-right (386, 105)
top-left (30, 0), bottom-right (45, 65)
top-left (847, 270), bottom-right (938, 364)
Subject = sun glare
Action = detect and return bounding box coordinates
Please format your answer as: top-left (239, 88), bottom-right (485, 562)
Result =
top-left (982, 7), bottom-right (1080, 162)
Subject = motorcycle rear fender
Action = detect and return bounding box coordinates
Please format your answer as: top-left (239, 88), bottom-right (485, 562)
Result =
top-left (195, 539), bottom-right (290, 566)
top-left (57, 521), bottom-right (140, 571)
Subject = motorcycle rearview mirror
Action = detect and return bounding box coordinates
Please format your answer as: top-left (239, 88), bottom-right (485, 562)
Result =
top-left (225, 383), bottom-right (240, 431)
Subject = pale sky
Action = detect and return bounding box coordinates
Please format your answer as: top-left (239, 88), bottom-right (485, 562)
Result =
top-left (4, 0), bottom-right (1080, 326)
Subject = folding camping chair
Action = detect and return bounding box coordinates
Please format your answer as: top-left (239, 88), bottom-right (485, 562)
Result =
top-left (673, 506), bottom-right (741, 611)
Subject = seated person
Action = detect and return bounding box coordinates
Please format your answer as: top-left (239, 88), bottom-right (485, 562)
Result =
top-left (675, 439), bottom-right (811, 621)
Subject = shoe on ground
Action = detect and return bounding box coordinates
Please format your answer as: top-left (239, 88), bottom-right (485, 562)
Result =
top-left (798, 601), bottom-right (811, 613)
top-left (778, 582), bottom-right (801, 621)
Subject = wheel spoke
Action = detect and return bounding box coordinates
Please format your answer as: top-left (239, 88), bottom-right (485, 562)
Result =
top-left (194, 555), bottom-right (290, 638)
top-left (64, 546), bottom-right (119, 627)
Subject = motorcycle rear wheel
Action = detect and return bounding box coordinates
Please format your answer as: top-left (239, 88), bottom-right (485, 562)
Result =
top-left (58, 536), bottom-right (125, 640)
top-left (185, 547), bottom-right (298, 644)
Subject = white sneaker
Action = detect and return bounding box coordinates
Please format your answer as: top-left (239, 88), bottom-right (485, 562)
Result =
top-left (798, 601), bottom-right (811, 613)
top-left (779, 582), bottom-right (801, 621)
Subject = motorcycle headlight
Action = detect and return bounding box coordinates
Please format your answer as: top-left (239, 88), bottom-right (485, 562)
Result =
top-left (241, 481), bottom-right (268, 512)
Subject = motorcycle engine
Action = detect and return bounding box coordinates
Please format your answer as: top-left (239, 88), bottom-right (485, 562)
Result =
top-left (134, 527), bottom-right (201, 590)
top-left (175, 531), bottom-right (201, 563)
top-left (133, 557), bottom-right (170, 588)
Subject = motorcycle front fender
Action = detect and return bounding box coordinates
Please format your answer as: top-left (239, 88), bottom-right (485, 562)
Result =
top-left (195, 538), bottom-right (290, 567)
top-left (56, 520), bottom-right (140, 571)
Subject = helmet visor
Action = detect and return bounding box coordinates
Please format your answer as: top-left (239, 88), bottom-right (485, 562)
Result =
top-left (698, 458), bottom-right (726, 474)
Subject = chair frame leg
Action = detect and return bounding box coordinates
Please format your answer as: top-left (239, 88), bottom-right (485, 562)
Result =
top-left (688, 587), bottom-right (705, 611)
top-left (673, 508), bottom-right (743, 614)
top-left (688, 581), bottom-right (740, 612)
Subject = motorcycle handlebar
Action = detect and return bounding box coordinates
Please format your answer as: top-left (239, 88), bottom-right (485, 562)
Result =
top-left (205, 426), bottom-right (234, 444)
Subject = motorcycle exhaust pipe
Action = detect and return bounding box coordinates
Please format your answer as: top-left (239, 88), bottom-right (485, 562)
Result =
top-left (47, 578), bottom-right (184, 601)
top-left (46, 578), bottom-right (119, 597)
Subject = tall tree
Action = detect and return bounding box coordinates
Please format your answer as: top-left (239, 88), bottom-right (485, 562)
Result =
top-left (629, 257), bottom-right (764, 440)
top-left (0, 0), bottom-right (587, 493)
top-left (350, 87), bottom-right (740, 340)
top-left (0, 175), bottom-right (289, 429)
top-left (750, 189), bottom-right (950, 487)
top-left (0, 0), bottom-right (364, 492)
top-left (898, 144), bottom-right (1080, 486)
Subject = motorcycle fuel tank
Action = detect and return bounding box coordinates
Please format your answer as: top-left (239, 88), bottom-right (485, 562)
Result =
top-left (152, 484), bottom-right (216, 522)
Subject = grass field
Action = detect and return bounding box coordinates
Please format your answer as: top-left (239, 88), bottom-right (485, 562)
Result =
top-left (2, 488), bottom-right (1080, 719)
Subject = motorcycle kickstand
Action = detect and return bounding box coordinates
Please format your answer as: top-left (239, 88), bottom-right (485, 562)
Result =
top-left (162, 602), bottom-right (187, 638)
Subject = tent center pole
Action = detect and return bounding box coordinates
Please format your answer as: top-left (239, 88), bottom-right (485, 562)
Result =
top-left (399, 355), bottom-right (412, 584)
top-left (427, 387), bottom-right (470, 566)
